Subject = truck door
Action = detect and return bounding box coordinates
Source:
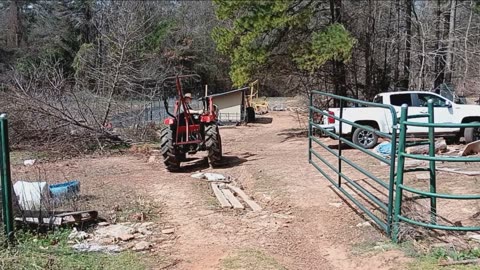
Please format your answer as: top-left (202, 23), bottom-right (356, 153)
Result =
top-left (411, 93), bottom-right (457, 133)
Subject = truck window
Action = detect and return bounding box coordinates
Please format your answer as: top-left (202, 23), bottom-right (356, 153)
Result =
top-left (390, 94), bottom-right (413, 106)
top-left (373, 95), bottom-right (383, 104)
top-left (416, 93), bottom-right (448, 107)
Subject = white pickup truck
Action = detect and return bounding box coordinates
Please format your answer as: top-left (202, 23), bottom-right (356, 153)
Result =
top-left (318, 91), bottom-right (480, 149)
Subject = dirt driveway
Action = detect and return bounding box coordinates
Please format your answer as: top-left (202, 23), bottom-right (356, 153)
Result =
top-left (147, 111), bottom-right (410, 269)
top-left (13, 111), bottom-right (411, 269)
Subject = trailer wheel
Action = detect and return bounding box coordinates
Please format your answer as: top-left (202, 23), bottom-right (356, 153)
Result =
top-left (160, 126), bottom-right (180, 171)
top-left (206, 124), bottom-right (222, 167)
top-left (352, 125), bottom-right (378, 149)
top-left (464, 122), bottom-right (480, 143)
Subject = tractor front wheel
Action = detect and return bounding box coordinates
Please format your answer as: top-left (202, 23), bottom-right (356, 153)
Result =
top-left (206, 125), bottom-right (222, 167)
top-left (160, 126), bottom-right (180, 172)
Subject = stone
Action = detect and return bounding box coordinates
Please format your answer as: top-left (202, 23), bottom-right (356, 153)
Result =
top-left (356, 221), bottom-right (372, 227)
top-left (95, 224), bottom-right (136, 239)
top-left (73, 243), bottom-right (122, 253)
top-left (23, 159), bottom-right (36, 166)
top-left (147, 155), bottom-right (156, 163)
top-left (191, 173), bottom-right (205, 179)
top-left (68, 228), bottom-right (89, 240)
top-left (98, 222), bottom-right (110, 226)
top-left (415, 173), bottom-right (430, 180)
top-left (132, 241), bottom-right (151, 251)
top-left (161, 228), bottom-right (175, 234)
top-left (118, 234), bottom-right (135, 241)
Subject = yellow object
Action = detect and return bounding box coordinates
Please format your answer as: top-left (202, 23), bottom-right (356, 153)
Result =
top-left (248, 80), bottom-right (269, 114)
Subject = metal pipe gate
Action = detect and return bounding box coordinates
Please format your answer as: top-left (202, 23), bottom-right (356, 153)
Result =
top-left (308, 91), bottom-right (399, 236)
top-left (308, 91), bottom-right (480, 241)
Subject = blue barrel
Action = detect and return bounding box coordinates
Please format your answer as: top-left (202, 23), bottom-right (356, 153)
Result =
top-left (49, 180), bottom-right (80, 198)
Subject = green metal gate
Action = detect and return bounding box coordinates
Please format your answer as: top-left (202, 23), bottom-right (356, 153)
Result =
top-left (309, 91), bottom-right (480, 241)
top-left (308, 91), bottom-right (399, 236)
top-left (393, 101), bottom-right (480, 241)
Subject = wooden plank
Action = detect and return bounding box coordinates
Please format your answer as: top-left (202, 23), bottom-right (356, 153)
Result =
top-left (227, 184), bottom-right (262, 212)
top-left (221, 188), bottom-right (244, 209)
top-left (211, 183), bottom-right (232, 208)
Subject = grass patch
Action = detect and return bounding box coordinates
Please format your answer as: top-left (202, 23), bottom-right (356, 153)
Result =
top-left (222, 249), bottom-right (286, 270)
top-left (409, 247), bottom-right (480, 270)
top-left (0, 229), bottom-right (148, 270)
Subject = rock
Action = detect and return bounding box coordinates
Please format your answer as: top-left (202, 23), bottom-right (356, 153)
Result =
top-left (161, 228), bottom-right (175, 234)
top-left (95, 224), bottom-right (136, 239)
top-left (131, 212), bottom-right (146, 221)
top-left (23, 159), bottom-right (36, 166)
top-left (73, 243), bottom-right (122, 253)
top-left (98, 222), bottom-right (110, 227)
top-left (191, 173), bottom-right (205, 179)
top-left (147, 155), bottom-right (156, 163)
top-left (328, 202), bottom-right (342, 208)
top-left (118, 234), bottom-right (135, 241)
top-left (68, 228), bottom-right (89, 240)
top-left (356, 221), bottom-right (372, 227)
top-left (132, 241), bottom-right (151, 251)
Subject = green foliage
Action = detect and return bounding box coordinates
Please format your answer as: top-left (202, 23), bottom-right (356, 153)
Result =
top-left (0, 229), bottom-right (147, 270)
top-left (143, 21), bottom-right (174, 53)
top-left (212, 0), bottom-right (312, 87)
top-left (295, 23), bottom-right (356, 73)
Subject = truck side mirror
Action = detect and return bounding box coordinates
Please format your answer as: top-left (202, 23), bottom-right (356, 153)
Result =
top-left (446, 100), bottom-right (453, 108)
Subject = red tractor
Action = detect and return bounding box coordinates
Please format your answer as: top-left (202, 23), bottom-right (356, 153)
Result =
top-left (160, 75), bottom-right (222, 171)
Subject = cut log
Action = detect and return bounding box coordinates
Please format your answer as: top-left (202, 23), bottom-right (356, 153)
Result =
top-left (406, 139), bottom-right (447, 155)
top-left (461, 140), bottom-right (480, 156)
top-left (226, 184), bottom-right (262, 212)
top-left (221, 188), bottom-right (245, 209)
top-left (211, 183), bottom-right (232, 208)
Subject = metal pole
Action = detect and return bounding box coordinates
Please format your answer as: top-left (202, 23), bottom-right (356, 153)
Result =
top-left (0, 114), bottom-right (14, 244)
top-left (393, 105), bottom-right (409, 242)
top-left (427, 100), bottom-right (436, 224)
top-left (386, 113), bottom-right (399, 237)
top-left (338, 100), bottom-right (344, 187)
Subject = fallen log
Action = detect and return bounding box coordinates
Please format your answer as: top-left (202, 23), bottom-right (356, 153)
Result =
top-left (406, 139), bottom-right (447, 155)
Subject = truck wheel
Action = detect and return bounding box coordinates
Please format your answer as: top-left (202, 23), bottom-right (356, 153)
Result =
top-left (246, 107), bottom-right (255, 123)
top-left (160, 126), bottom-right (180, 171)
top-left (464, 122), bottom-right (480, 143)
top-left (206, 125), bottom-right (222, 167)
top-left (352, 126), bottom-right (378, 149)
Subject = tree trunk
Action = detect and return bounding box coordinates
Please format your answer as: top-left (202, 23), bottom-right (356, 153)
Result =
top-left (6, 0), bottom-right (23, 48)
top-left (402, 0), bottom-right (412, 89)
top-left (445, 0), bottom-right (456, 83)
top-left (434, 0), bottom-right (446, 90)
top-left (393, 0), bottom-right (401, 89)
top-left (329, 0), bottom-right (347, 104)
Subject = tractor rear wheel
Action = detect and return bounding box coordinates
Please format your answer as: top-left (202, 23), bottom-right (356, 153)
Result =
top-left (206, 124), bottom-right (222, 167)
top-left (160, 126), bottom-right (180, 171)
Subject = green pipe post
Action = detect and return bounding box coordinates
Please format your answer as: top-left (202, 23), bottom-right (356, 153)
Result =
top-left (427, 100), bottom-right (436, 224)
top-left (338, 100), bottom-right (344, 187)
top-left (393, 105), bottom-right (409, 242)
top-left (0, 114), bottom-right (14, 244)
